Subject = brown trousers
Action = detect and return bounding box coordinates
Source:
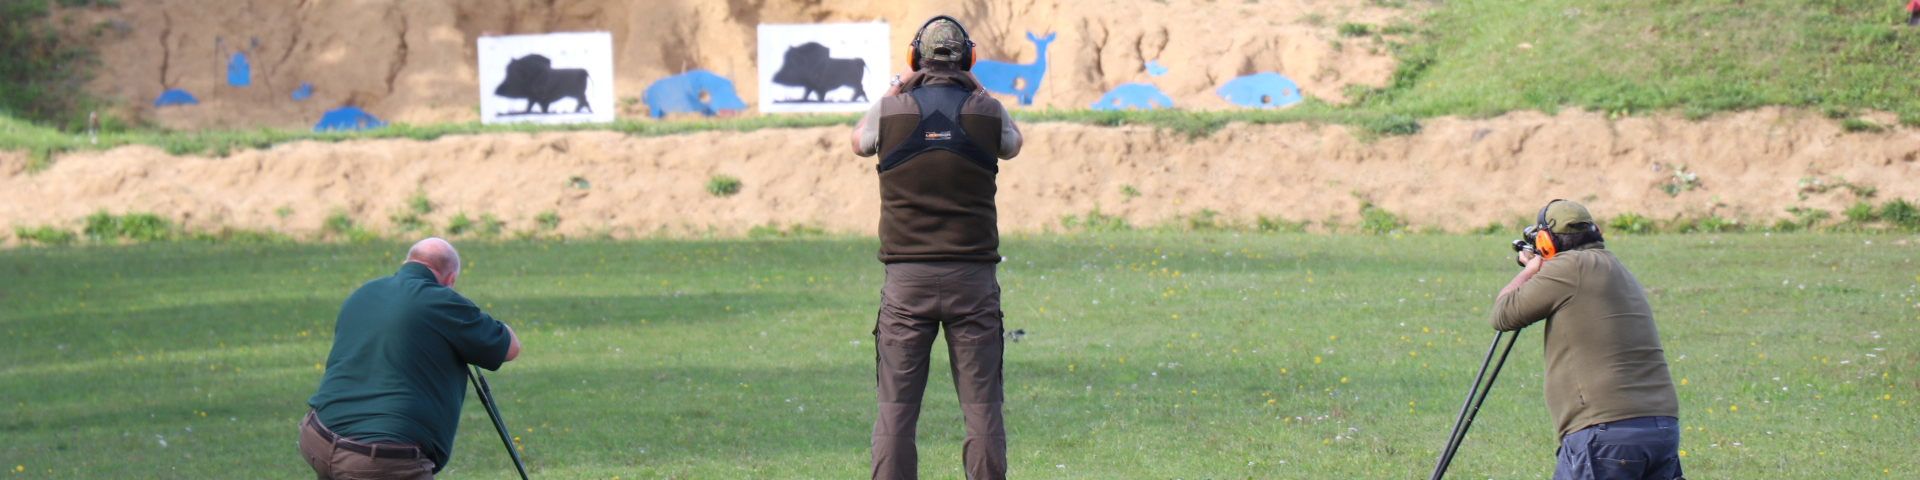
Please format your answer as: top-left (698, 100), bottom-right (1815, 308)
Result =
top-left (298, 411), bottom-right (436, 480)
top-left (872, 262), bottom-right (1007, 480)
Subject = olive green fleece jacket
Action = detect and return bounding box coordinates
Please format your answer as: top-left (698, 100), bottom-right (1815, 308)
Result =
top-left (1491, 243), bottom-right (1680, 438)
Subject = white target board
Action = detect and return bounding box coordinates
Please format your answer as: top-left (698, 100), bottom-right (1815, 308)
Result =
top-left (757, 23), bottom-right (890, 113)
top-left (477, 32), bottom-right (616, 124)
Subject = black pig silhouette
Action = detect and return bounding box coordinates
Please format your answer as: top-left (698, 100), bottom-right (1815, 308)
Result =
top-left (494, 54), bottom-right (592, 113)
top-left (771, 42), bottom-right (868, 102)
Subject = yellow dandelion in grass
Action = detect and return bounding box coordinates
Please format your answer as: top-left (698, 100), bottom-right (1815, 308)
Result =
top-left (1681, 379), bottom-right (1688, 386)
top-left (1313, 357), bottom-right (1322, 364)
top-left (1069, 365), bottom-right (1075, 372)
top-left (1729, 406), bottom-right (1737, 411)
top-left (1678, 451), bottom-right (1687, 457)
top-left (1341, 377), bottom-right (1348, 383)
top-left (1268, 399), bottom-right (1276, 404)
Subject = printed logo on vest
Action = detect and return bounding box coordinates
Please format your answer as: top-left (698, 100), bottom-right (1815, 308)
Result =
top-left (923, 131), bottom-right (952, 141)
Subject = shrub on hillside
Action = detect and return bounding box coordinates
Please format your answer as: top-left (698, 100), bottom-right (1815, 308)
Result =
top-left (13, 225), bottom-right (75, 246)
top-left (1608, 212), bottom-right (1654, 234)
top-left (82, 209), bottom-right (172, 242)
top-left (706, 174), bottom-right (743, 197)
top-left (1878, 198), bottom-right (1919, 231)
top-left (1356, 200), bottom-right (1405, 234)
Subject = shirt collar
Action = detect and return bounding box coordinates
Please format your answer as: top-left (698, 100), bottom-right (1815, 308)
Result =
top-left (904, 69), bottom-right (981, 92)
top-left (397, 262), bottom-right (439, 285)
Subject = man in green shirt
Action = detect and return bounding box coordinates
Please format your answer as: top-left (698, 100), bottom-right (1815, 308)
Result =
top-left (1491, 200), bottom-right (1681, 480)
top-left (301, 238), bottom-right (522, 479)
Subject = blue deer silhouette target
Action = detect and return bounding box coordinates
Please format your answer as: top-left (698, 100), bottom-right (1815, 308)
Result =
top-left (972, 32), bottom-right (1055, 106)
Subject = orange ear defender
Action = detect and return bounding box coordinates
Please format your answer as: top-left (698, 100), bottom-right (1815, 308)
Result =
top-left (1531, 199), bottom-right (1565, 260)
top-left (1532, 228), bottom-right (1558, 260)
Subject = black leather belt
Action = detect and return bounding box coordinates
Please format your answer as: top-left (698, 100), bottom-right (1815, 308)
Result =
top-left (307, 412), bottom-right (422, 460)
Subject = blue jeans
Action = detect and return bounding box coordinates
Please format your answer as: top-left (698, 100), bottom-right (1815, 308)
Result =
top-left (1554, 416), bottom-right (1683, 480)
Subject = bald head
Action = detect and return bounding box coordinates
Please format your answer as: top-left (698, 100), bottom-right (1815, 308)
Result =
top-left (406, 237), bottom-right (461, 286)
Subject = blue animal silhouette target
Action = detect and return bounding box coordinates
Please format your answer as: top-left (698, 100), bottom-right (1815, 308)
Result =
top-left (1090, 83), bottom-right (1174, 111)
top-left (972, 32), bottom-right (1055, 106)
top-left (153, 89), bottom-right (198, 107)
top-left (1215, 73), bottom-right (1303, 108)
top-left (643, 70), bottom-right (747, 118)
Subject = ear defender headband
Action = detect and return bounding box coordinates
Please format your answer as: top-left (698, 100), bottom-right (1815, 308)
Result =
top-left (1532, 200), bottom-right (1564, 260)
top-left (909, 15), bottom-right (978, 71)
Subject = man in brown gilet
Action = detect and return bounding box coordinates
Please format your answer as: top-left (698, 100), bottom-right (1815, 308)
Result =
top-left (1492, 200), bottom-right (1682, 480)
top-left (847, 15), bottom-right (1023, 480)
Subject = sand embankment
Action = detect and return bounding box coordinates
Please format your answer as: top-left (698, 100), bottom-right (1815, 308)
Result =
top-left (74, 0), bottom-right (1403, 130)
top-left (4, 108), bottom-right (1916, 242)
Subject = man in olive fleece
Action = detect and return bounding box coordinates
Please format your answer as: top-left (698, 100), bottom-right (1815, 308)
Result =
top-left (847, 15), bottom-right (1022, 480)
top-left (1491, 200), bottom-right (1682, 480)
top-left (301, 238), bottom-right (522, 480)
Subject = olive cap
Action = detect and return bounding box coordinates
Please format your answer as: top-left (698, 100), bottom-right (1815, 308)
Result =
top-left (917, 18), bottom-right (970, 62)
top-left (1542, 200), bottom-right (1597, 233)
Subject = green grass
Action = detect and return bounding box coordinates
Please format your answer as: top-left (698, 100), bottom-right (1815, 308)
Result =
top-left (1382, 0), bottom-right (1920, 121)
top-left (0, 113), bottom-right (869, 159)
top-left (2, 232), bottom-right (1914, 478)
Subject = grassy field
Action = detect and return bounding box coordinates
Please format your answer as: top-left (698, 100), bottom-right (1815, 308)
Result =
top-left (1, 232), bottom-right (1914, 479)
top-left (1381, 0), bottom-right (1920, 123)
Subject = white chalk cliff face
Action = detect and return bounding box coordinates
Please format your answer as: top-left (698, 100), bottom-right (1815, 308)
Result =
top-left (70, 0), bottom-right (1408, 130)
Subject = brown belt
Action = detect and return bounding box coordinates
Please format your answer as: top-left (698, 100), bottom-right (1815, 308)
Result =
top-left (307, 412), bottom-right (422, 460)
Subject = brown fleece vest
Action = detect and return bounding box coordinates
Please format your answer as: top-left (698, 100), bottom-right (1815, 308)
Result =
top-left (874, 77), bottom-right (1005, 263)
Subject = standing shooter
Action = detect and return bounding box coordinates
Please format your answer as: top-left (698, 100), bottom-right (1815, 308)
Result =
top-left (1491, 200), bottom-right (1682, 480)
top-left (301, 238), bottom-right (522, 480)
top-left (848, 15), bottom-right (1023, 480)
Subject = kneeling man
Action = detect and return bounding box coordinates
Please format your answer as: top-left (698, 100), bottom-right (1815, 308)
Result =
top-left (301, 238), bottom-right (522, 479)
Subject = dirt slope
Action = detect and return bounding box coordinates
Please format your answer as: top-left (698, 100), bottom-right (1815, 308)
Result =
top-left (5, 108), bottom-right (1916, 243)
top-left (70, 0), bottom-right (1402, 130)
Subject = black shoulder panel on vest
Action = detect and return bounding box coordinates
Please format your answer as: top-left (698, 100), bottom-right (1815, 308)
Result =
top-left (878, 85), bottom-right (998, 174)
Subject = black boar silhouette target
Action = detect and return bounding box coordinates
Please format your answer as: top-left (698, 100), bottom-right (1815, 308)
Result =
top-left (493, 54), bottom-right (593, 114)
top-left (771, 42), bottom-right (869, 103)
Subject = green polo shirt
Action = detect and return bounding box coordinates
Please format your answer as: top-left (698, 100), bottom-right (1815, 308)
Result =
top-left (308, 262), bottom-right (513, 472)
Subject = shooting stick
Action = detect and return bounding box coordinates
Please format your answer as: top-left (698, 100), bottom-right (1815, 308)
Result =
top-left (469, 366), bottom-right (532, 480)
top-left (1428, 329), bottom-right (1520, 480)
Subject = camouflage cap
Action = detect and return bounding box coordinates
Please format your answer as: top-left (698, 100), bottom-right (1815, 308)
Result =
top-left (917, 18), bottom-right (970, 62)
top-left (1541, 200), bottom-right (1597, 233)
